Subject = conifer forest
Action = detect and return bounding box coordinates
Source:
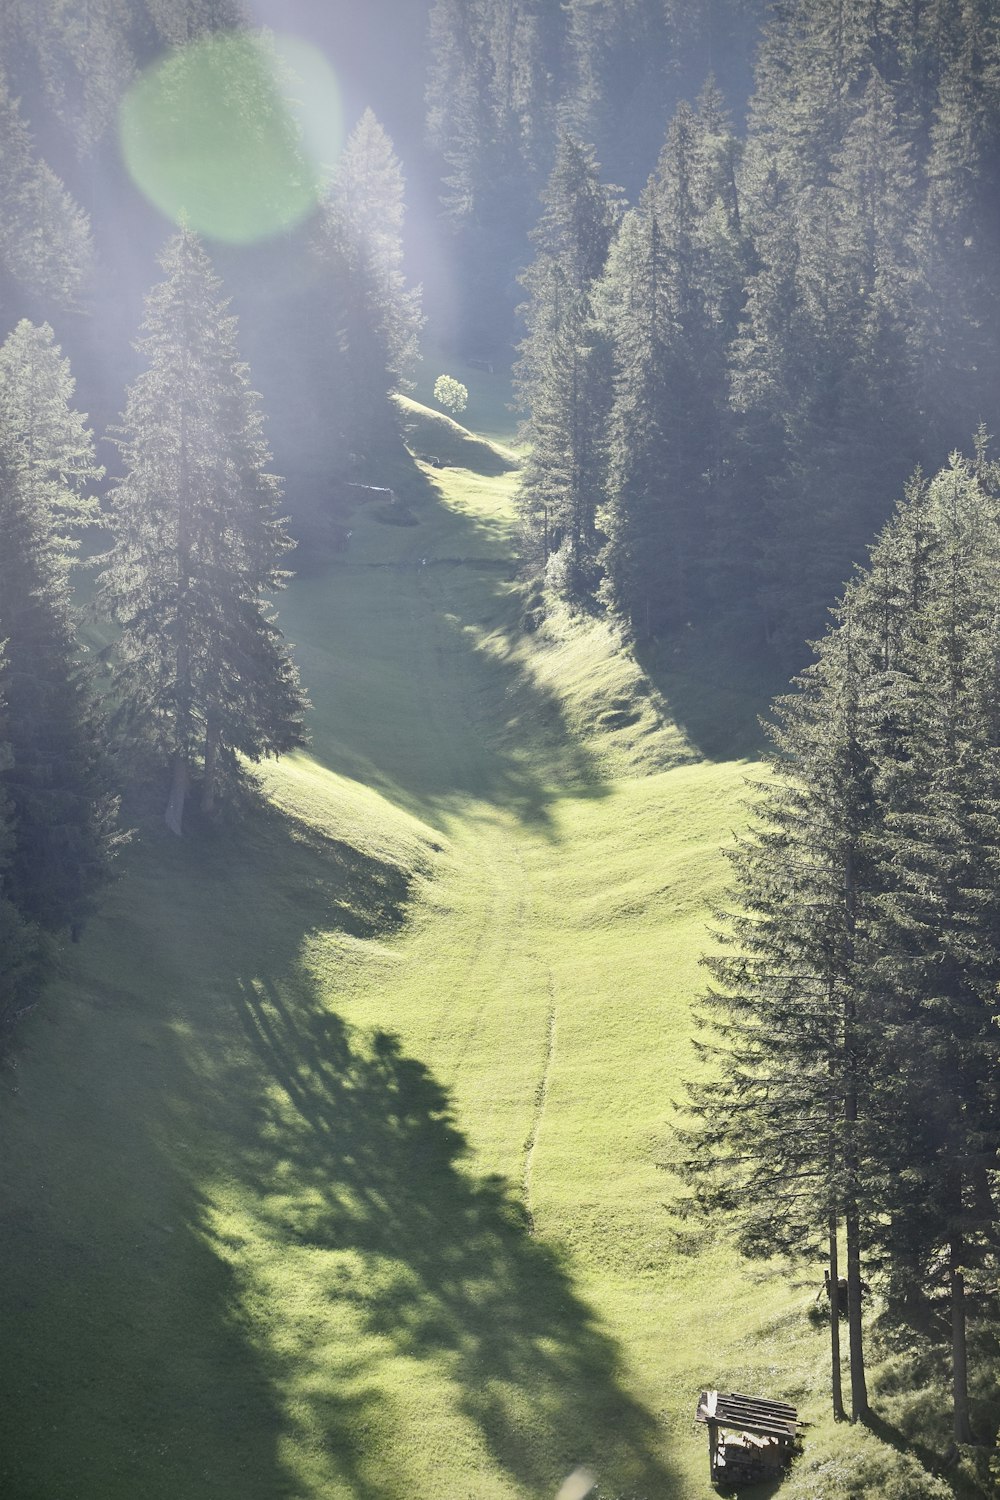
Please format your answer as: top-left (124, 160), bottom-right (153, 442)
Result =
top-left (1, 4), bottom-right (1000, 1498)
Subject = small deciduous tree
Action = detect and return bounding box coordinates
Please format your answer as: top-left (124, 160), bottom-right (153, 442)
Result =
top-left (433, 374), bottom-right (468, 413)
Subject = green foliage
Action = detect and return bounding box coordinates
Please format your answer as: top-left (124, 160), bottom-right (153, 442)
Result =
top-left (515, 133), bottom-right (620, 598)
top-left (0, 437), bottom-right (118, 937)
top-left (315, 109), bottom-right (423, 462)
top-left (0, 320), bottom-right (102, 567)
top-left (99, 229), bottom-right (307, 834)
top-left (598, 85), bottom-right (747, 636)
top-left (432, 373), bottom-right (468, 413)
top-left (0, 80), bottom-right (92, 310)
top-left (682, 448), bottom-right (1000, 1437)
top-left (782, 1427), bottom-right (954, 1499)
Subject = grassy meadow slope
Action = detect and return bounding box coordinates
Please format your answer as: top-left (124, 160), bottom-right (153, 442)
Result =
top-left (0, 384), bottom-right (982, 1498)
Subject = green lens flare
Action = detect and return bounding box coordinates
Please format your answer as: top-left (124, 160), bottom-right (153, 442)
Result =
top-left (119, 32), bottom-right (343, 244)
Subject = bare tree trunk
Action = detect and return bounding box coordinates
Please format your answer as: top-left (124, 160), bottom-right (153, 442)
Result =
top-left (201, 713), bottom-right (219, 815)
top-left (165, 753), bottom-right (189, 836)
top-left (828, 1217), bottom-right (846, 1421)
top-left (167, 395), bottom-right (193, 839)
top-left (845, 1192), bottom-right (869, 1421)
top-left (840, 758), bottom-right (869, 1425)
top-left (950, 1232), bottom-right (974, 1444)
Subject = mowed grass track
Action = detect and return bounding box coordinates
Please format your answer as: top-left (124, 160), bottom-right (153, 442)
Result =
top-left (0, 396), bottom-right (834, 1499)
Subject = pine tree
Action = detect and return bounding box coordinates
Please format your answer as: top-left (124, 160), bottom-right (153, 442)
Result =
top-left (860, 454), bottom-right (1000, 1444)
top-left (517, 268), bottom-right (608, 590)
top-left (596, 204), bottom-right (673, 635)
top-left (0, 438), bottom-right (118, 938)
top-left (426, 0), bottom-right (563, 348)
top-left (0, 320), bottom-right (102, 567)
top-left (99, 230), bottom-right (307, 836)
top-left (515, 133), bottom-right (620, 596)
top-left (682, 450), bottom-right (1000, 1434)
top-left (598, 89), bottom-right (747, 635)
top-left (0, 80), bottom-right (92, 313)
top-left (682, 604), bottom-right (882, 1421)
top-left (734, 60), bottom-right (925, 654)
top-left (316, 110), bottom-right (423, 464)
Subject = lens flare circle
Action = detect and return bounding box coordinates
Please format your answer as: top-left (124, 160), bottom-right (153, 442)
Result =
top-left (119, 31), bottom-right (343, 244)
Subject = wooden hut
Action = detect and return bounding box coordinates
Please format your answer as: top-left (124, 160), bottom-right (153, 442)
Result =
top-left (695, 1389), bottom-right (801, 1488)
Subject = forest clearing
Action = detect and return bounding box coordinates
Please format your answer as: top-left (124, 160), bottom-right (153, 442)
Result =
top-left (0, 388), bottom-right (982, 1498)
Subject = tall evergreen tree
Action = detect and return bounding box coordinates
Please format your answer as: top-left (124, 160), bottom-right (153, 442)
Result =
top-left (860, 454), bottom-right (1000, 1444)
top-left (681, 450), bottom-right (1000, 1435)
top-left (515, 133), bottom-right (620, 596)
top-left (0, 320), bottom-right (102, 566)
top-left (99, 230), bottom-right (307, 836)
top-left (0, 79), bottom-right (93, 313)
top-left (733, 66), bottom-right (923, 654)
top-left (316, 109), bottom-right (423, 464)
top-left (599, 87), bottom-right (746, 635)
top-left (0, 439), bottom-right (117, 938)
top-left (682, 605), bottom-right (880, 1421)
top-left (426, 0), bottom-right (563, 348)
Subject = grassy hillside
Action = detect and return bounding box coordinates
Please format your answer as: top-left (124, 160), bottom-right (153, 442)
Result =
top-left (0, 386), bottom-right (988, 1499)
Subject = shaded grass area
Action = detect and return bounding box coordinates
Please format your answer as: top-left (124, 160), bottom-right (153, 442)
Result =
top-left (0, 786), bottom-right (679, 1499)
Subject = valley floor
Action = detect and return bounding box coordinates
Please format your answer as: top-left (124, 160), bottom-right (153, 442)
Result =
top-left (0, 389), bottom-right (978, 1498)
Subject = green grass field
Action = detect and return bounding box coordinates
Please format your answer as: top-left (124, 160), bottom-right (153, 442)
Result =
top-left (0, 384), bottom-right (987, 1499)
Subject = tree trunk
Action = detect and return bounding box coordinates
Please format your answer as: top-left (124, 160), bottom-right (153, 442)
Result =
top-left (201, 713), bottom-right (219, 815)
top-left (950, 1232), bottom-right (974, 1444)
top-left (828, 1216), bottom-right (846, 1421)
top-left (845, 1194), bottom-right (869, 1422)
top-left (165, 753), bottom-right (189, 837)
top-left (169, 395), bottom-right (193, 840)
top-left (840, 780), bottom-right (869, 1423)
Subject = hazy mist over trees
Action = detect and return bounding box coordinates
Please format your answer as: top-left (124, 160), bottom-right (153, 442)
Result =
top-left (1, 0), bottom-right (999, 1481)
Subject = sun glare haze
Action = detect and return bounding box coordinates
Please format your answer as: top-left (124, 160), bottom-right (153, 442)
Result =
top-left (119, 30), bottom-right (343, 243)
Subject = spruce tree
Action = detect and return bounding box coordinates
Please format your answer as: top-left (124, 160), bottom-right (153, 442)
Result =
top-left (0, 438), bottom-right (117, 938)
top-left (0, 320), bottom-right (102, 567)
top-left (682, 450), bottom-right (1000, 1435)
top-left (598, 88), bottom-right (746, 635)
top-left (426, 0), bottom-right (563, 348)
top-left (861, 455), bottom-right (1000, 1444)
top-left (316, 110), bottom-right (423, 464)
top-left (99, 230), bottom-right (307, 836)
top-left (0, 79), bottom-right (92, 313)
top-left (683, 606), bottom-right (881, 1421)
top-left (515, 133), bottom-right (620, 596)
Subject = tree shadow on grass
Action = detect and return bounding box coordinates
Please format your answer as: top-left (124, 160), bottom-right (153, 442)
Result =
top-left (284, 461), bottom-right (611, 839)
top-left (0, 1189), bottom-right (296, 1500)
top-left (632, 628), bottom-right (788, 767)
top-left (216, 974), bottom-right (683, 1498)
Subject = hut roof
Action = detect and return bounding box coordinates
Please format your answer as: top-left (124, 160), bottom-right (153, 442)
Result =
top-left (695, 1390), bottom-right (799, 1441)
